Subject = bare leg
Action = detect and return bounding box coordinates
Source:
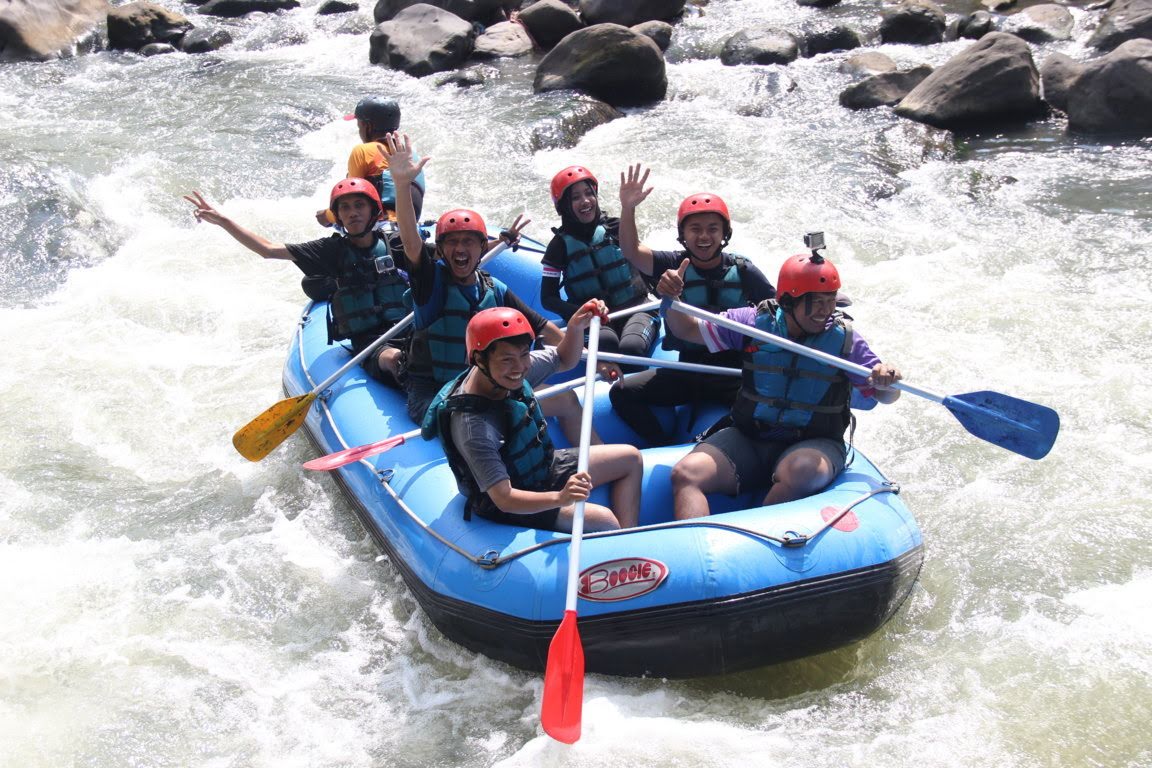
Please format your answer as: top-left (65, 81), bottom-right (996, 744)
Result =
top-left (762, 447), bottom-right (838, 506)
top-left (541, 390), bottom-right (602, 445)
top-left (586, 444), bottom-right (643, 528)
top-left (556, 502), bottom-right (619, 533)
top-left (670, 443), bottom-right (738, 520)
top-left (377, 346), bottom-right (403, 379)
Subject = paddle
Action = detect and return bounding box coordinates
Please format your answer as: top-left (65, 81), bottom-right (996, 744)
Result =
top-left (541, 314), bottom-right (601, 744)
top-left (664, 299), bottom-right (1060, 460)
top-left (231, 241), bottom-right (511, 462)
top-left (301, 375), bottom-right (595, 471)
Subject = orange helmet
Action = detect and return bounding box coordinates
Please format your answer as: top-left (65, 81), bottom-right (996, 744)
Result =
top-left (435, 208), bottom-right (487, 243)
top-left (777, 254), bottom-right (841, 299)
top-left (466, 307), bottom-right (534, 362)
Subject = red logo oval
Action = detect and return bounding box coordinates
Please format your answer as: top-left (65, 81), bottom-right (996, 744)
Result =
top-left (577, 558), bottom-right (669, 602)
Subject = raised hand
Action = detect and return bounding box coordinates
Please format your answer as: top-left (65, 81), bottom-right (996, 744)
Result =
top-left (618, 163), bottom-right (653, 210)
top-left (381, 133), bottom-right (429, 184)
top-left (183, 190), bottom-right (227, 227)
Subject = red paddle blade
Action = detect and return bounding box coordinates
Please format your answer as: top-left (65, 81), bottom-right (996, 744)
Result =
top-left (541, 610), bottom-right (584, 744)
top-left (302, 434), bottom-right (406, 471)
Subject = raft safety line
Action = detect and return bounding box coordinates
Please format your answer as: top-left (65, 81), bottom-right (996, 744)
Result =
top-left (296, 306), bottom-right (901, 570)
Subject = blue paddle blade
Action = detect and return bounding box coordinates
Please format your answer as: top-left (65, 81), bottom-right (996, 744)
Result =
top-left (942, 391), bottom-right (1060, 460)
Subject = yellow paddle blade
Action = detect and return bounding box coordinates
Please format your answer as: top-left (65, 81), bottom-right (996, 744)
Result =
top-left (231, 393), bottom-right (317, 462)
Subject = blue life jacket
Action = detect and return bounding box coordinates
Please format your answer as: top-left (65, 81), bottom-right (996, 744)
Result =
top-left (730, 302), bottom-right (854, 441)
top-left (422, 372), bottom-right (554, 520)
top-left (559, 226), bottom-right (647, 308)
top-left (408, 263), bottom-right (507, 384)
top-left (368, 147), bottom-right (426, 212)
top-left (326, 236), bottom-right (410, 343)
top-left (663, 253), bottom-right (750, 353)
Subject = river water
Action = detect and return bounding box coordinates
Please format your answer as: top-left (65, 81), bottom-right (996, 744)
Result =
top-left (2, 0), bottom-right (1150, 765)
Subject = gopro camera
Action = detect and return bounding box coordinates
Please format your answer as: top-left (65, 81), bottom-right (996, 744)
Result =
top-left (803, 231), bottom-right (826, 252)
top-left (375, 254), bottom-right (396, 273)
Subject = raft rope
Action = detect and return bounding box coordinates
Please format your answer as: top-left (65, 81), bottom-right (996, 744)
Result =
top-left (296, 307), bottom-right (902, 571)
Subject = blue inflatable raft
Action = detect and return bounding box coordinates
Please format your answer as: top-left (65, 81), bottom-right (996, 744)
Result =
top-left (282, 248), bottom-right (924, 678)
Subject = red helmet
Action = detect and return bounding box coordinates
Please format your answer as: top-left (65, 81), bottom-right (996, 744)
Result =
top-left (436, 208), bottom-right (487, 243)
top-left (328, 177), bottom-right (382, 221)
top-left (777, 254), bottom-right (842, 298)
top-left (677, 193), bottom-right (732, 242)
top-left (550, 166), bottom-right (598, 206)
top-left (466, 307), bottom-right (534, 362)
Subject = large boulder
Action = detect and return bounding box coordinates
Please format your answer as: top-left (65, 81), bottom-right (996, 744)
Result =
top-left (534, 23), bottom-right (667, 107)
top-left (1001, 3), bottom-right (1073, 43)
top-left (1066, 38), bottom-right (1152, 135)
top-left (840, 65), bottom-right (933, 109)
top-left (1087, 0), bottom-right (1152, 51)
top-left (473, 20), bottom-right (534, 57)
top-left (840, 50), bottom-right (897, 78)
top-left (578, 0), bottom-right (685, 26)
top-left (107, 2), bottom-right (193, 50)
top-left (632, 20), bottom-right (673, 51)
top-left (0, 0), bottom-right (109, 60)
top-left (180, 26), bottom-right (233, 51)
top-left (895, 32), bottom-right (1044, 129)
top-left (720, 26), bottom-right (799, 66)
top-left (517, 0), bottom-right (582, 50)
top-left (370, 3), bottom-right (475, 76)
top-left (372, 0), bottom-right (509, 24)
top-left (198, 0), bottom-right (300, 16)
top-left (880, 0), bottom-right (947, 45)
top-left (1040, 52), bottom-right (1084, 112)
top-left (800, 25), bottom-right (864, 56)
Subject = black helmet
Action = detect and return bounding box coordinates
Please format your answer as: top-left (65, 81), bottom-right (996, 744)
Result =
top-left (348, 97), bottom-right (400, 135)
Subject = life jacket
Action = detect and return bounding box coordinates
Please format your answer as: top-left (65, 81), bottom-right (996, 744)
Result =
top-left (408, 263), bottom-right (507, 384)
top-left (325, 236), bottom-right (410, 343)
top-left (663, 253), bottom-right (751, 353)
top-left (421, 372), bottom-right (554, 520)
top-left (365, 144), bottom-right (427, 215)
top-left (730, 301), bottom-right (855, 442)
top-left (558, 226), bottom-right (647, 308)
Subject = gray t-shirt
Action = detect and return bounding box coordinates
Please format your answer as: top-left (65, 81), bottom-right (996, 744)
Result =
top-left (449, 347), bottom-right (562, 495)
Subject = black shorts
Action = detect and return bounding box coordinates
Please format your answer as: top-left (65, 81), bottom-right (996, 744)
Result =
top-left (470, 448), bottom-right (580, 531)
top-left (702, 427), bottom-right (846, 495)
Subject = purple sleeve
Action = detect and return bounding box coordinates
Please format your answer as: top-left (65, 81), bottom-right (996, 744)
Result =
top-left (846, 332), bottom-right (881, 391)
top-left (700, 306), bottom-right (759, 352)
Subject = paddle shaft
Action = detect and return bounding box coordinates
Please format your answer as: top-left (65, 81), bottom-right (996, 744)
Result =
top-left (308, 241), bottom-right (511, 397)
top-left (590, 350), bottom-right (739, 377)
top-left (665, 299), bottom-right (937, 400)
top-left (565, 315), bottom-right (600, 611)
top-left (557, 299), bottom-right (660, 328)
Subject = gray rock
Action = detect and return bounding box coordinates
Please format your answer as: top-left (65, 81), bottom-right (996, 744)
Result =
top-left (1040, 52), bottom-right (1084, 112)
top-left (518, 0), bottom-right (582, 50)
top-left (840, 51), bottom-right (897, 77)
top-left (1087, 0), bottom-right (1152, 51)
top-left (198, 0), bottom-right (300, 17)
top-left (435, 64), bottom-right (496, 86)
top-left (372, 0), bottom-right (510, 24)
top-left (880, 0), bottom-right (947, 45)
top-left (632, 20), bottom-right (673, 51)
top-left (800, 25), bottom-right (863, 57)
top-left (370, 3), bottom-right (475, 75)
top-left (528, 96), bottom-right (623, 150)
top-left (1067, 38), bottom-right (1152, 134)
top-left (317, 0), bottom-right (359, 14)
top-left (953, 11), bottom-right (996, 40)
top-left (578, 0), bottom-right (684, 26)
top-left (139, 41), bottom-right (177, 54)
top-left (0, 0), bottom-right (109, 61)
top-left (895, 32), bottom-right (1045, 129)
top-left (796, 0), bottom-right (840, 8)
top-left (107, 2), bottom-right (193, 50)
top-left (720, 27), bottom-right (799, 66)
top-left (534, 23), bottom-right (667, 106)
top-left (180, 26), bottom-right (233, 52)
top-left (473, 19), bottom-right (534, 57)
top-left (1002, 3), bottom-right (1073, 43)
top-left (840, 65), bottom-right (933, 108)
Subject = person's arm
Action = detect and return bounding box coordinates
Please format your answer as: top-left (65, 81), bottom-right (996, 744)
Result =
top-left (486, 472), bottom-right (591, 515)
top-left (540, 237), bottom-right (580, 319)
top-left (184, 191), bottom-right (293, 260)
top-left (739, 260), bottom-right (777, 302)
top-left (618, 163), bottom-right (655, 276)
top-left (867, 364), bottom-right (903, 404)
top-left (555, 300), bottom-right (610, 371)
top-left (378, 134), bottom-right (429, 271)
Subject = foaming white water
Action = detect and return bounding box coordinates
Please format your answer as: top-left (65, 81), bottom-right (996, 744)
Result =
top-left (2, 0), bottom-right (1151, 765)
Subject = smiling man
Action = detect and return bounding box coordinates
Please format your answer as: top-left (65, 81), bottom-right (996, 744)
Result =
top-left (421, 305), bottom-right (641, 532)
top-left (660, 253), bottom-right (903, 520)
top-left (607, 163), bottom-right (777, 447)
